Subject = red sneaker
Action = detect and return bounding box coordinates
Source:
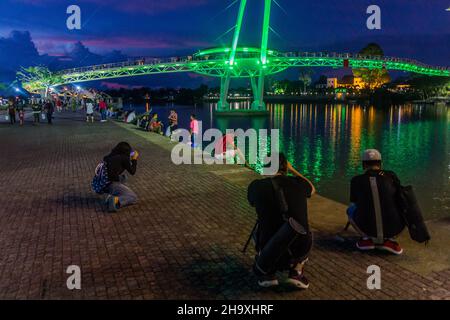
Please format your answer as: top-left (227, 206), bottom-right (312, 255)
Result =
top-left (356, 238), bottom-right (375, 250)
top-left (378, 239), bottom-right (403, 255)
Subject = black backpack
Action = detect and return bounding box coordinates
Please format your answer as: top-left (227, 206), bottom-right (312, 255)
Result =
top-left (395, 184), bottom-right (431, 244)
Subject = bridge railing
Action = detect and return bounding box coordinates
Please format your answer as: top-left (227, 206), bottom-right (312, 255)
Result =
top-left (281, 52), bottom-right (449, 71)
top-left (57, 51), bottom-right (449, 76)
top-left (59, 55), bottom-right (199, 75)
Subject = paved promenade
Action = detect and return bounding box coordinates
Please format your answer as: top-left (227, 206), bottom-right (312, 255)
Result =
top-left (0, 111), bottom-right (449, 300)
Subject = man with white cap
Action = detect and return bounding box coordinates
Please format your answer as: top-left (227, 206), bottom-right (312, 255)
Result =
top-left (347, 149), bottom-right (406, 255)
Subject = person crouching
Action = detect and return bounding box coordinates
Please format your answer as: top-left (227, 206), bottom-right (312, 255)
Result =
top-left (348, 149), bottom-right (406, 255)
top-left (247, 153), bottom-right (316, 289)
top-left (104, 142), bottom-right (139, 212)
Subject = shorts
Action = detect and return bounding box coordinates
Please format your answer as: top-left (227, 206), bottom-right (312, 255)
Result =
top-left (214, 149), bottom-right (236, 160)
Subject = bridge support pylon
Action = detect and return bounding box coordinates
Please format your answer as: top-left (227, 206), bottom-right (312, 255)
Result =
top-left (217, 74), bottom-right (230, 110)
top-left (250, 73), bottom-right (266, 110)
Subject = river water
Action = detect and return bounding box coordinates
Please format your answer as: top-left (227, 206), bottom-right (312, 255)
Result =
top-left (130, 102), bottom-right (449, 220)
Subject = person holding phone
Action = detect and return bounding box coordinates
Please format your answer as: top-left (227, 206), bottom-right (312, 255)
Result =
top-left (104, 142), bottom-right (139, 212)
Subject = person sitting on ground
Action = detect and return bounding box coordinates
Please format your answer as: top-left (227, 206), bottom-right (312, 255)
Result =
top-left (247, 153), bottom-right (316, 289)
top-left (167, 110), bottom-right (178, 136)
top-left (104, 142), bottom-right (139, 212)
top-left (348, 149), bottom-right (406, 255)
top-left (149, 113), bottom-right (163, 134)
top-left (214, 132), bottom-right (247, 166)
top-left (138, 115), bottom-right (149, 130)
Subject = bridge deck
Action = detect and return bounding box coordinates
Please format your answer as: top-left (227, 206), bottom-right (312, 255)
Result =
top-left (22, 52), bottom-right (449, 91)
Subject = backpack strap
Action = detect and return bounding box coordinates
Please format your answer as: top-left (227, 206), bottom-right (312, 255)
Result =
top-left (369, 176), bottom-right (384, 244)
top-left (271, 178), bottom-right (289, 214)
top-left (271, 177), bottom-right (308, 235)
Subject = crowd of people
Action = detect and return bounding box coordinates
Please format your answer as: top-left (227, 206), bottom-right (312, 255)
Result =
top-left (3, 95), bottom-right (113, 126)
top-left (94, 125), bottom-right (419, 290)
top-left (85, 102), bottom-right (426, 291)
top-left (5, 92), bottom-right (426, 291)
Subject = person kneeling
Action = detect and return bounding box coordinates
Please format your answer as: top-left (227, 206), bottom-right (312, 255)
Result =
top-left (348, 149), bottom-right (406, 255)
top-left (247, 153), bottom-right (316, 289)
top-left (103, 142), bottom-right (139, 212)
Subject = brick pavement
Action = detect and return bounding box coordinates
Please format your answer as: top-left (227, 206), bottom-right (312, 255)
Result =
top-left (0, 111), bottom-right (448, 300)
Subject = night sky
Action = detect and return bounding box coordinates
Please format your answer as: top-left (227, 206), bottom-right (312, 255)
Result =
top-left (0, 0), bottom-right (449, 90)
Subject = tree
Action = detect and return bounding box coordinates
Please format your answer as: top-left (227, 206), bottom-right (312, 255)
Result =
top-left (353, 43), bottom-right (390, 90)
top-left (16, 66), bottom-right (62, 93)
top-left (408, 76), bottom-right (449, 99)
top-left (298, 68), bottom-right (313, 92)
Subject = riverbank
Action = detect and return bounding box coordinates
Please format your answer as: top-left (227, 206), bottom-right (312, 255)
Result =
top-left (0, 111), bottom-right (448, 299)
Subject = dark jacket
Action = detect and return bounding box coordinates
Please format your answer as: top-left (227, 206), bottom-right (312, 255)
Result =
top-left (45, 102), bottom-right (54, 114)
top-left (248, 175), bottom-right (312, 250)
top-left (350, 170), bottom-right (406, 238)
top-left (103, 153), bottom-right (137, 182)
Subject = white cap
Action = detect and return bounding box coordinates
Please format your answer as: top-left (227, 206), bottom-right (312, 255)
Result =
top-left (362, 149), bottom-right (382, 161)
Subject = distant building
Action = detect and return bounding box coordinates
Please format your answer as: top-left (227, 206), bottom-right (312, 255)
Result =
top-left (327, 78), bottom-right (338, 88)
top-left (327, 76), bottom-right (364, 89)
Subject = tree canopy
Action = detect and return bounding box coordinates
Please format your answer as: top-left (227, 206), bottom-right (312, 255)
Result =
top-left (353, 43), bottom-right (391, 90)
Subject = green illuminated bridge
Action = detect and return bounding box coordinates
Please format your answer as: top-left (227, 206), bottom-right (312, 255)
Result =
top-left (19, 0), bottom-right (450, 112)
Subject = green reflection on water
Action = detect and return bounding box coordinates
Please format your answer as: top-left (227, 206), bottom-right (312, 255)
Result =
top-left (221, 103), bottom-right (449, 220)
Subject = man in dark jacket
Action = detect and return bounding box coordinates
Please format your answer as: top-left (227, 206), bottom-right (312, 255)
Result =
top-left (348, 149), bottom-right (405, 255)
top-left (247, 153), bottom-right (315, 289)
top-left (44, 100), bottom-right (54, 125)
top-left (7, 99), bottom-right (16, 125)
top-left (104, 142), bottom-right (139, 212)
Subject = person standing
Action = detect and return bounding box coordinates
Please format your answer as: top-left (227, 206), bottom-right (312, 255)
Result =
top-left (56, 99), bottom-right (62, 112)
top-left (44, 100), bottom-right (54, 125)
top-left (7, 99), bottom-right (16, 125)
top-left (70, 98), bottom-right (77, 113)
top-left (247, 153), bottom-right (316, 289)
top-left (189, 114), bottom-right (199, 148)
top-left (18, 104), bottom-right (25, 126)
top-left (103, 142), bottom-right (139, 212)
top-left (99, 99), bottom-right (107, 122)
top-left (86, 100), bottom-right (95, 123)
top-left (32, 102), bottom-right (41, 125)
